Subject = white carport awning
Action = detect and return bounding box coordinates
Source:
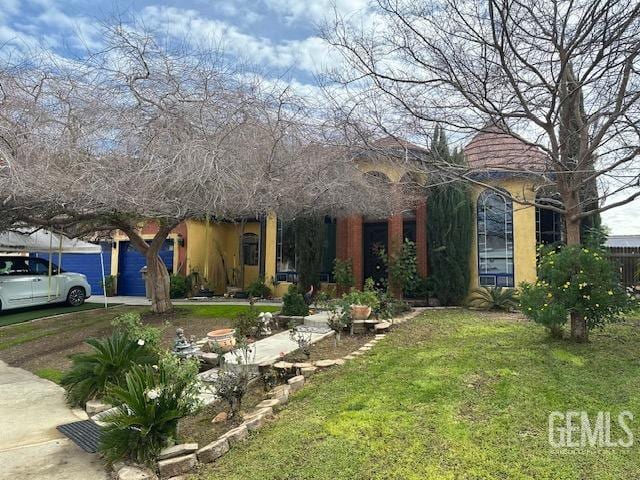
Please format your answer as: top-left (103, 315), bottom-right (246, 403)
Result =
top-left (0, 229), bottom-right (101, 254)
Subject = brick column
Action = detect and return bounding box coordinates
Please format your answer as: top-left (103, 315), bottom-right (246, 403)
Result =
top-left (336, 218), bottom-right (348, 261)
top-left (388, 214), bottom-right (404, 297)
top-left (346, 216), bottom-right (363, 290)
top-left (415, 201), bottom-right (428, 278)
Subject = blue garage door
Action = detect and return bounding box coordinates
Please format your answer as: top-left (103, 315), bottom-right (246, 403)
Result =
top-left (118, 240), bottom-right (174, 296)
top-left (32, 242), bottom-right (112, 295)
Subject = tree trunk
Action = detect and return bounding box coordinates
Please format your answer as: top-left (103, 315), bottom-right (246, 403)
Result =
top-left (565, 217), bottom-right (588, 342)
top-left (146, 250), bottom-right (172, 314)
top-left (118, 221), bottom-right (176, 314)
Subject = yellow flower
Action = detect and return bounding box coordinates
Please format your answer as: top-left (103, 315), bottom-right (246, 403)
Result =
top-left (608, 290), bottom-right (614, 295)
top-left (595, 304), bottom-right (600, 308)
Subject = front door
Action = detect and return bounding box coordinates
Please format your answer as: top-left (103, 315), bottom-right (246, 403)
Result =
top-left (363, 222), bottom-right (388, 289)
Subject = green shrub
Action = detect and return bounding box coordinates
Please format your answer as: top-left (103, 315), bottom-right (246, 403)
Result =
top-left (100, 353), bottom-right (201, 465)
top-left (246, 277), bottom-right (271, 298)
top-left (170, 275), bottom-right (189, 298)
top-left (520, 245), bottom-right (637, 337)
top-left (282, 285), bottom-right (309, 316)
top-left (101, 275), bottom-right (117, 296)
top-left (333, 258), bottom-right (354, 290)
top-left (468, 287), bottom-right (519, 311)
top-left (111, 311), bottom-right (163, 350)
top-left (210, 369), bottom-right (249, 419)
top-left (61, 331), bottom-right (157, 406)
top-left (233, 307), bottom-right (261, 338)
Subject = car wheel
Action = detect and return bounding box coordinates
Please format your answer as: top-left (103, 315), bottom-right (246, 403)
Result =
top-left (67, 287), bottom-right (86, 307)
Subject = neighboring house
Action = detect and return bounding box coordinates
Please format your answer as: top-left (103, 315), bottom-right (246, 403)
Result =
top-left (64, 130), bottom-right (564, 297)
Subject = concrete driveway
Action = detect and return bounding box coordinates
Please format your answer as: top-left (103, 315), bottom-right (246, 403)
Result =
top-left (0, 360), bottom-right (107, 480)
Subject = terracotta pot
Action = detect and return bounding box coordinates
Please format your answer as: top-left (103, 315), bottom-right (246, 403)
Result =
top-left (207, 328), bottom-right (236, 352)
top-left (350, 304), bottom-right (372, 320)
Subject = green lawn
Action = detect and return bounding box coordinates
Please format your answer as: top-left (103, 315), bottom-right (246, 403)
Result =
top-left (186, 304), bottom-right (279, 318)
top-left (0, 302), bottom-right (113, 327)
top-left (195, 310), bottom-right (640, 480)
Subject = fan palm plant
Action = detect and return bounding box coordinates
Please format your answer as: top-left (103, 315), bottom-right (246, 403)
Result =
top-left (60, 331), bottom-right (157, 407)
top-left (100, 356), bottom-right (201, 465)
top-left (468, 286), bottom-right (519, 311)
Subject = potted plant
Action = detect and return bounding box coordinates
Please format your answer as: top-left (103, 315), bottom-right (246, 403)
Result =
top-left (342, 284), bottom-right (380, 320)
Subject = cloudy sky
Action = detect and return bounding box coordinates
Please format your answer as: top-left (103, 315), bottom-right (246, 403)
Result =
top-left (1, 0), bottom-right (637, 235)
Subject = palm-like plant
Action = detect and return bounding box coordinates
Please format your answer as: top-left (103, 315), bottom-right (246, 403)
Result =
top-left (468, 286), bottom-right (519, 311)
top-left (60, 331), bottom-right (157, 406)
top-left (100, 357), bottom-right (201, 465)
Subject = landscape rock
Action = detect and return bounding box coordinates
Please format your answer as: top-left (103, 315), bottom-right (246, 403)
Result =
top-left (196, 438), bottom-right (229, 464)
top-left (85, 399), bottom-right (112, 416)
top-left (358, 346), bottom-right (372, 352)
top-left (342, 355), bottom-right (356, 360)
top-left (375, 334), bottom-right (386, 339)
top-left (351, 351), bottom-right (364, 356)
top-left (157, 454), bottom-right (197, 479)
top-left (315, 359), bottom-right (336, 368)
top-left (287, 375), bottom-right (305, 393)
top-left (242, 415), bottom-right (265, 431)
top-left (333, 358), bottom-right (346, 366)
top-left (212, 411), bottom-right (228, 424)
top-left (268, 384), bottom-right (290, 404)
top-left (256, 399), bottom-right (280, 410)
top-left (200, 353), bottom-right (219, 365)
top-left (300, 366), bottom-right (317, 377)
top-left (292, 362), bottom-right (313, 369)
top-left (243, 406), bottom-right (274, 422)
top-left (273, 361), bottom-right (293, 370)
top-left (117, 465), bottom-right (158, 480)
top-left (158, 443), bottom-right (198, 461)
top-left (219, 425), bottom-right (249, 445)
top-left (363, 342), bottom-right (375, 347)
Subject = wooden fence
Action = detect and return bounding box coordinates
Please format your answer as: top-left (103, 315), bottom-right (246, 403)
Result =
top-left (606, 246), bottom-right (640, 288)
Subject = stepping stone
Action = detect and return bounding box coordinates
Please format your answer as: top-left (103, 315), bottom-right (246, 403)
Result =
top-left (300, 366), bottom-right (317, 377)
top-left (358, 346), bottom-right (372, 352)
top-left (375, 334), bottom-right (386, 339)
top-left (333, 358), bottom-right (346, 366)
top-left (363, 343), bottom-right (375, 347)
top-left (219, 425), bottom-right (248, 445)
top-left (315, 359), bottom-right (337, 368)
top-left (343, 355), bottom-right (356, 360)
top-left (158, 443), bottom-right (198, 460)
top-left (287, 375), bottom-right (305, 393)
top-left (351, 351), bottom-right (364, 356)
top-left (197, 438), bottom-right (229, 464)
top-left (293, 362), bottom-right (313, 369)
top-left (273, 361), bottom-right (293, 370)
top-left (158, 453), bottom-right (197, 478)
top-left (374, 322), bottom-right (391, 333)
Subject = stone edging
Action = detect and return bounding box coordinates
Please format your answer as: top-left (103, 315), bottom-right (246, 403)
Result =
top-left (115, 308), bottom-right (425, 479)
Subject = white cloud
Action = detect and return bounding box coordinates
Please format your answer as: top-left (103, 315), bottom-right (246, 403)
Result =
top-left (140, 6), bottom-right (337, 74)
top-left (264, 0), bottom-right (369, 24)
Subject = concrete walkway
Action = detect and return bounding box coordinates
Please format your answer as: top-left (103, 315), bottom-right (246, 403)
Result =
top-left (0, 360), bottom-right (107, 480)
top-left (88, 295), bottom-right (282, 307)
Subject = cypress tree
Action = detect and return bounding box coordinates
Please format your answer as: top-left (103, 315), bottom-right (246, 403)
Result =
top-left (427, 126), bottom-right (474, 305)
top-left (294, 216), bottom-right (325, 294)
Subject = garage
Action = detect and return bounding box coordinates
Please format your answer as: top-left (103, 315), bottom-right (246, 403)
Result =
top-left (117, 240), bottom-right (174, 296)
top-left (31, 242), bottom-right (112, 295)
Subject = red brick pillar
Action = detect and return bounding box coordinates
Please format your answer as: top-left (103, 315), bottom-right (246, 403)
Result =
top-left (346, 216), bottom-right (364, 290)
top-left (336, 218), bottom-right (348, 262)
top-left (415, 201), bottom-right (428, 278)
top-left (388, 214), bottom-right (404, 297)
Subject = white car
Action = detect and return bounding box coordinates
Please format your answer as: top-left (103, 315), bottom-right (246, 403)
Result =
top-left (0, 256), bottom-right (91, 312)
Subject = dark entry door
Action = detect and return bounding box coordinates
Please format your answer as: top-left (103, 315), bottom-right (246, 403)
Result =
top-left (363, 222), bottom-right (388, 289)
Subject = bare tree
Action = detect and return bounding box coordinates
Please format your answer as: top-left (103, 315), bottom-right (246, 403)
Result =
top-left (325, 0), bottom-right (640, 340)
top-left (0, 22), bottom-right (402, 313)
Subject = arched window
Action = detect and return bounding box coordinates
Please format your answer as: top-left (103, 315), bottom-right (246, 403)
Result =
top-left (242, 233), bottom-right (259, 266)
top-left (477, 189), bottom-right (514, 287)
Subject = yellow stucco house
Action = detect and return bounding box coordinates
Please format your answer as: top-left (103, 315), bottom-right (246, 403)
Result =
top-left (98, 129), bottom-right (559, 298)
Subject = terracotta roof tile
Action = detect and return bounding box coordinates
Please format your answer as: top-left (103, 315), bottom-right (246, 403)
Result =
top-left (464, 126), bottom-right (548, 171)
